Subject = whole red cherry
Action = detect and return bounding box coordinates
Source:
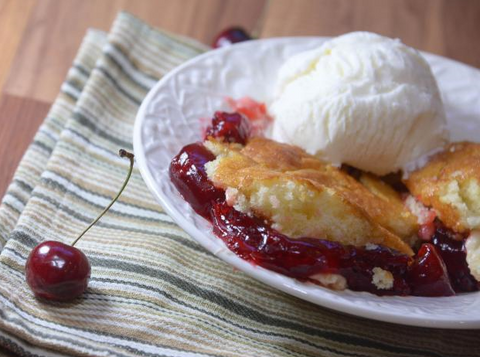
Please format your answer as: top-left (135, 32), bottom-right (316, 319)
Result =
top-left (212, 27), bottom-right (252, 48)
top-left (25, 150), bottom-right (135, 302)
top-left (26, 241), bottom-right (90, 301)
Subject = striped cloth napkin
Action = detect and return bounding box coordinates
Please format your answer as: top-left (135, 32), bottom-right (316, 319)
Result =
top-left (0, 12), bottom-right (477, 357)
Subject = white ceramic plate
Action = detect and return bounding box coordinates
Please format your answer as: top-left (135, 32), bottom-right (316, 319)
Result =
top-left (133, 37), bottom-right (480, 329)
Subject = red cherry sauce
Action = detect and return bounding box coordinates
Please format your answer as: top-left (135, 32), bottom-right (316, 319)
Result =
top-left (338, 244), bottom-right (410, 295)
top-left (225, 97), bottom-right (273, 136)
top-left (407, 243), bottom-right (455, 297)
top-left (169, 143), bottom-right (224, 218)
top-left (211, 201), bottom-right (410, 296)
top-left (431, 221), bottom-right (479, 292)
top-left (205, 112), bottom-right (251, 145)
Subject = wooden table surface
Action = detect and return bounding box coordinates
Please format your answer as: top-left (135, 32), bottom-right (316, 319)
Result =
top-left (0, 0), bottom-right (479, 200)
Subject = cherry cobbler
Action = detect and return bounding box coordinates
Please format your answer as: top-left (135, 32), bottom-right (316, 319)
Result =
top-left (169, 107), bottom-right (480, 297)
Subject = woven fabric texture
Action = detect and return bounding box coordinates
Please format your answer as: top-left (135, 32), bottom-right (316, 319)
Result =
top-left (0, 12), bottom-right (477, 357)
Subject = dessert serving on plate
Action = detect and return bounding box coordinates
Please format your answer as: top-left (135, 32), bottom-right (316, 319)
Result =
top-left (167, 32), bottom-right (480, 297)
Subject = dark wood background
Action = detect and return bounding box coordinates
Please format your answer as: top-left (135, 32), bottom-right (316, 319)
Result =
top-left (1, 0), bottom-right (479, 199)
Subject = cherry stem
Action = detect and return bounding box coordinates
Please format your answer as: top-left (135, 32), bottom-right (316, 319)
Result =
top-left (71, 149), bottom-right (134, 247)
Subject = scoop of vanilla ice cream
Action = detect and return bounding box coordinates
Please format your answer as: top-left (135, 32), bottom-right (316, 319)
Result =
top-left (270, 32), bottom-right (448, 175)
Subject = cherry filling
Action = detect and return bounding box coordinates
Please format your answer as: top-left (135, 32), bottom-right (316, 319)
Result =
top-left (407, 243), bottom-right (455, 297)
top-left (169, 111), bottom-right (478, 296)
top-left (169, 142), bottom-right (224, 218)
top-left (205, 111), bottom-right (251, 145)
top-left (169, 143), bottom-right (411, 296)
top-left (211, 201), bottom-right (410, 295)
top-left (431, 221), bottom-right (478, 292)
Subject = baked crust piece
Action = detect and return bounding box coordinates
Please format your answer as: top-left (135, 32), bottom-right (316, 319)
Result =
top-left (405, 142), bottom-right (480, 233)
top-left (205, 137), bottom-right (416, 256)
